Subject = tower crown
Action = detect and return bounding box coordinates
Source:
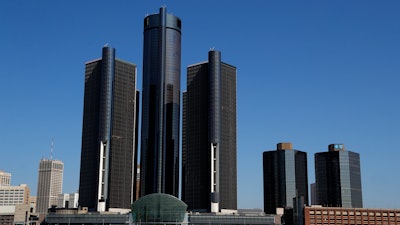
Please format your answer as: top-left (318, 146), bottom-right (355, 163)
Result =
top-left (329, 144), bottom-right (345, 151)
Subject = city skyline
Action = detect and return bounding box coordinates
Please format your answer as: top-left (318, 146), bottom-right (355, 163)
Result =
top-left (1, 1), bottom-right (400, 209)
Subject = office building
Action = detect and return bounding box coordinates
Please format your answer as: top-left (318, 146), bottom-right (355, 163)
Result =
top-left (182, 50), bottom-right (237, 212)
top-left (0, 184), bottom-right (30, 206)
top-left (79, 46), bottom-right (138, 211)
top-left (36, 159), bottom-right (63, 214)
top-left (304, 206), bottom-right (400, 225)
top-left (263, 143), bottom-right (308, 214)
top-left (314, 144), bottom-right (363, 208)
top-left (0, 170), bottom-right (11, 186)
top-left (140, 7), bottom-right (181, 197)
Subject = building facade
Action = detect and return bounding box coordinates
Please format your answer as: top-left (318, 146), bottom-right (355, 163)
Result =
top-left (0, 184), bottom-right (30, 206)
top-left (182, 50), bottom-right (237, 212)
top-left (79, 46), bottom-right (138, 211)
top-left (0, 170), bottom-right (11, 187)
top-left (314, 144), bottom-right (363, 208)
top-left (140, 7), bottom-right (181, 197)
top-left (57, 193), bottom-right (79, 209)
top-left (263, 143), bottom-right (308, 214)
top-left (36, 159), bottom-right (63, 214)
top-left (304, 206), bottom-right (400, 225)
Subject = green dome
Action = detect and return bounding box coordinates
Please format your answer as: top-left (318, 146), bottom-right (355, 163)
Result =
top-left (131, 193), bottom-right (187, 223)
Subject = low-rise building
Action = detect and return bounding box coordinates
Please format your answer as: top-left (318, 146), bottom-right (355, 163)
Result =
top-left (0, 184), bottom-right (30, 206)
top-left (304, 206), bottom-right (400, 225)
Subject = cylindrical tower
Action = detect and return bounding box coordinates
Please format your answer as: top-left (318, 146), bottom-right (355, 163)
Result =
top-left (140, 7), bottom-right (181, 197)
top-left (208, 50), bottom-right (221, 212)
top-left (97, 46), bottom-right (115, 210)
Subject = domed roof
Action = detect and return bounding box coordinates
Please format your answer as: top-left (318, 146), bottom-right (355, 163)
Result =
top-left (131, 193), bottom-right (187, 223)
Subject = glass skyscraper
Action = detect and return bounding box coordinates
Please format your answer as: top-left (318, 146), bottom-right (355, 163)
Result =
top-left (140, 7), bottom-right (181, 197)
top-left (182, 50), bottom-right (237, 212)
top-left (314, 144), bottom-right (363, 208)
top-left (79, 46), bottom-right (138, 211)
top-left (263, 143), bottom-right (308, 214)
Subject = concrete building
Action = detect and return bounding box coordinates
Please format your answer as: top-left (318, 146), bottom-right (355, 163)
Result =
top-left (57, 193), bottom-right (79, 209)
top-left (0, 170), bottom-right (11, 186)
top-left (0, 184), bottom-right (30, 206)
top-left (29, 196), bottom-right (37, 214)
top-left (0, 204), bottom-right (39, 225)
top-left (0, 206), bottom-right (14, 225)
top-left (36, 159), bottom-right (64, 214)
top-left (182, 50), bottom-right (237, 212)
top-left (78, 46), bottom-right (138, 212)
top-left (314, 144), bottom-right (362, 208)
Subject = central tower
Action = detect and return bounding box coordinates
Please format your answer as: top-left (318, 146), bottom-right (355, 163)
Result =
top-left (140, 7), bottom-right (181, 197)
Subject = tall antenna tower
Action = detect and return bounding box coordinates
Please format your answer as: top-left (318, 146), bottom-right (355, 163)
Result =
top-left (50, 138), bottom-right (54, 160)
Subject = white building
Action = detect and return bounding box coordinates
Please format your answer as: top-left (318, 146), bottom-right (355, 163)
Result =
top-left (0, 170), bottom-right (11, 186)
top-left (36, 159), bottom-right (63, 214)
top-left (57, 192), bottom-right (79, 208)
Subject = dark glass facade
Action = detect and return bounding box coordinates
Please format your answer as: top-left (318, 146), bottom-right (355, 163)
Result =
top-left (314, 144), bottom-right (363, 208)
top-left (263, 143), bottom-right (308, 214)
top-left (79, 46), bottom-right (138, 211)
top-left (182, 51), bottom-right (237, 212)
top-left (140, 7), bottom-right (181, 197)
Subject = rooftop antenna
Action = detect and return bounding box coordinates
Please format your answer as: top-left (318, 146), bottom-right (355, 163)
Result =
top-left (50, 138), bottom-right (54, 160)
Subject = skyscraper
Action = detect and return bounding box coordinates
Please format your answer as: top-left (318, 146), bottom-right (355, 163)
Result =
top-left (36, 159), bottom-right (63, 214)
top-left (314, 144), bottom-right (363, 208)
top-left (78, 46), bottom-right (138, 211)
top-left (182, 50), bottom-right (237, 212)
top-left (140, 7), bottom-right (181, 197)
top-left (263, 143), bottom-right (308, 214)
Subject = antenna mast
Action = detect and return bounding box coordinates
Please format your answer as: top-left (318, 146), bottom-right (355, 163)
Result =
top-left (50, 138), bottom-right (54, 160)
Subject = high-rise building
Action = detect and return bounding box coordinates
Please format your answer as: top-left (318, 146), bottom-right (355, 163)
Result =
top-left (36, 159), bottom-right (63, 214)
top-left (140, 7), bottom-right (181, 197)
top-left (314, 144), bottom-right (363, 208)
top-left (78, 46), bottom-right (138, 211)
top-left (263, 143), bottom-right (308, 214)
top-left (182, 50), bottom-right (237, 212)
top-left (0, 170), bottom-right (11, 186)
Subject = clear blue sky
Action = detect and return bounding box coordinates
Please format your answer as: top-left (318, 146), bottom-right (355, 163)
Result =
top-left (1, 1), bottom-right (399, 209)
